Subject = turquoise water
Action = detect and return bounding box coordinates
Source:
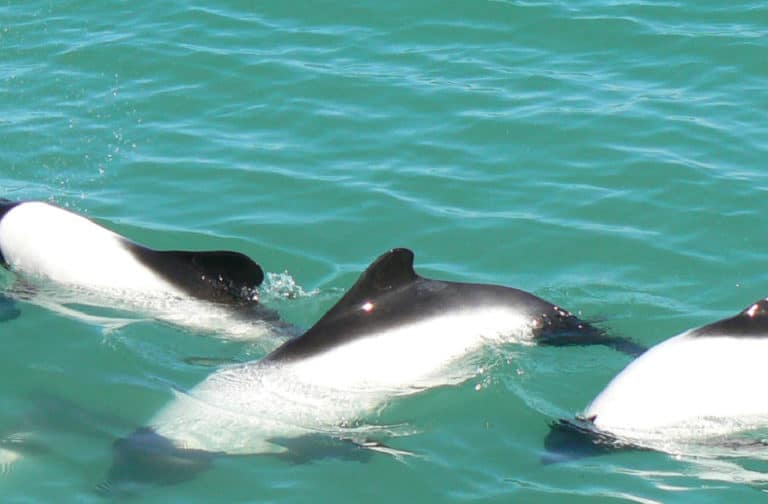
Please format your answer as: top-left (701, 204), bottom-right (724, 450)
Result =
top-left (2, 0), bottom-right (768, 501)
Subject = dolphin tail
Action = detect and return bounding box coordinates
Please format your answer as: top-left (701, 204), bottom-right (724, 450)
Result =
top-left (100, 428), bottom-right (216, 495)
top-left (538, 317), bottom-right (647, 357)
top-left (597, 335), bottom-right (647, 357)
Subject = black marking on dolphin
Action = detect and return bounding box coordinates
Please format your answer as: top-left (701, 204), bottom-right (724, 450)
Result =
top-left (122, 241), bottom-right (265, 304)
top-left (0, 199), bottom-right (23, 321)
top-left (0, 199), bottom-right (22, 267)
top-left (266, 248), bottom-right (640, 362)
top-left (689, 298), bottom-right (768, 338)
top-left (0, 198), bottom-right (20, 221)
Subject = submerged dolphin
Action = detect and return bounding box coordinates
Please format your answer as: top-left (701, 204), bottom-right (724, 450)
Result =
top-left (0, 199), bottom-right (286, 339)
top-left (107, 248), bottom-right (631, 487)
top-left (549, 297), bottom-right (768, 457)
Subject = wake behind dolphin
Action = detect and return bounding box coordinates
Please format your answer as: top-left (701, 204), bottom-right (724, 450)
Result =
top-left (106, 248), bottom-right (634, 488)
top-left (0, 199), bottom-right (290, 339)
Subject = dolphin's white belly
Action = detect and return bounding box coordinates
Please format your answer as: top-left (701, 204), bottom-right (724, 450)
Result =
top-left (152, 308), bottom-right (534, 454)
top-left (0, 202), bottom-right (290, 340)
top-left (151, 362), bottom-right (391, 455)
top-left (0, 202), bottom-right (182, 296)
top-left (291, 307), bottom-right (533, 389)
top-left (585, 333), bottom-right (768, 440)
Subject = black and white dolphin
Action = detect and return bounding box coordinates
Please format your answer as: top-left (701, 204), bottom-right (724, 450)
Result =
top-left (574, 297), bottom-right (768, 447)
top-left (0, 199), bottom-right (284, 339)
top-left (106, 248), bottom-right (634, 487)
top-left (265, 247), bottom-right (639, 363)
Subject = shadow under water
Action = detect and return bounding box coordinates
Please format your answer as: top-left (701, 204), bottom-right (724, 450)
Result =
top-left (99, 428), bottom-right (402, 496)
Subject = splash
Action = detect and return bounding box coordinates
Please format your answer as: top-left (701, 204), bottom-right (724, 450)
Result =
top-left (261, 271), bottom-right (319, 301)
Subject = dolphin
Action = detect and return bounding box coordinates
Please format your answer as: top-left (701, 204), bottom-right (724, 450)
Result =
top-left (265, 247), bottom-right (641, 363)
top-left (106, 247), bottom-right (632, 487)
top-left (0, 199), bottom-right (288, 339)
top-left (552, 297), bottom-right (768, 456)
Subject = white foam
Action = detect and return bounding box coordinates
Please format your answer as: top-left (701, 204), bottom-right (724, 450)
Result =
top-left (262, 271), bottom-right (319, 300)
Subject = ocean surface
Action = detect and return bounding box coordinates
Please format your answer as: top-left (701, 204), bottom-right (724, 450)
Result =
top-left (2, 0), bottom-right (768, 501)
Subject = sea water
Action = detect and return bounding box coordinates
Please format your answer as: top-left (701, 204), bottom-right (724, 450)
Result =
top-left (2, 0), bottom-right (768, 501)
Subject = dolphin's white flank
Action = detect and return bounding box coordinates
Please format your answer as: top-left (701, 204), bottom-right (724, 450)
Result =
top-left (0, 200), bottom-right (287, 340)
top-left (584, 298), bottom-right (768, 442)
top-left (0, 201), bottom-right (184, 294)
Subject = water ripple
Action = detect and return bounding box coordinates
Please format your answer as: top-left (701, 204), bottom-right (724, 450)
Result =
top-left (2, 0), bottom-right (768, 501)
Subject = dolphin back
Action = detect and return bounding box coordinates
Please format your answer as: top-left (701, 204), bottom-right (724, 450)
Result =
top-left (265, 248), bottom-right (420, 362)
top-left (690, 298), bottom-right (768, 338)
top-left (124, 242), bottom-right (265, 304)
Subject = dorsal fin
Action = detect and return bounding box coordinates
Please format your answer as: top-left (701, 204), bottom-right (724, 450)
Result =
top-left (324, 248), bottom-right (418, 316)
top-left (692, 298), bottom-right (768, 338)
top-left (124, 242), bottom-right (264, 303)
top-left (264, 248), bottom-right (420, 362)
top-left (353, 247), bottom-right (417, 293)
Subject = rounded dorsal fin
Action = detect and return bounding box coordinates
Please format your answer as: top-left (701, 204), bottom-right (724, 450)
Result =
top-left (741, 298), bottom-right (768, 318)
top-left (693, 298), bottom-right (768, 338)
top-left (322, 248), bottom-right (418, 317)
top-left (264, 248), bottom-right (421, 362)
top-left (355, 248), bottom-right (417, 293)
